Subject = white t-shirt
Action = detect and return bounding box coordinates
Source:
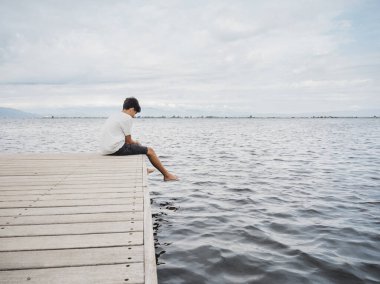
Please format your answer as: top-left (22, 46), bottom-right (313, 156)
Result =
top-left (100, 112), bottom-right (133, 155)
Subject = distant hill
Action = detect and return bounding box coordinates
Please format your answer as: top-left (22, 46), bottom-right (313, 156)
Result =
top-left (24, 106), bottom-right (120, 118)
top-left (0, 107), bottom-right (39, 118)
top-left (20, 106), bottom-right (247, 118)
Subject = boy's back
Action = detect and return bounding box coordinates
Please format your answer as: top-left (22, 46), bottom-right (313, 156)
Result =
top-left (100, 112), bottom-right (133, 155)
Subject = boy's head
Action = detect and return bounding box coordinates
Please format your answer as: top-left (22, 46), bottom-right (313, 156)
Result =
top-left (123, 97), bottom-right (141, 113)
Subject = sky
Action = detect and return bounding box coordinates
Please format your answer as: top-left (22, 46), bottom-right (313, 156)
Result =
top-left (0, 0), bottom-right (379, 116)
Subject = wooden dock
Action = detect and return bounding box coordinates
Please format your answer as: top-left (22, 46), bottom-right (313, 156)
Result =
top-left (0, 154), bottom-right (157, 284)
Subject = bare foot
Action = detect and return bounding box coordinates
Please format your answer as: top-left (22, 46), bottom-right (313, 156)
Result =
top-left (147, 168), bottom-right (155, 175)
top-left (164, 173), bottom-right (179, 181)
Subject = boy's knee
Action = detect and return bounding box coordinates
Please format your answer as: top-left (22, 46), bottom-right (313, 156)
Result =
top-left (147, 147), bottom-right (155, 155)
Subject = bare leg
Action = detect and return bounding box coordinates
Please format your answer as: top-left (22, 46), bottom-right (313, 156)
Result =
top-left (146, 147), bottom-right (178, 181)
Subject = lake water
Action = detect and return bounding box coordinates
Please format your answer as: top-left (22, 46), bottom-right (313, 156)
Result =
top-left (1, 118), bottom-right (379, 283)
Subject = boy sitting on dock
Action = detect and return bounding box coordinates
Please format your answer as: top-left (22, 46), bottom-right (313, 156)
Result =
top-left (100, 97), bottom-right (178, 181)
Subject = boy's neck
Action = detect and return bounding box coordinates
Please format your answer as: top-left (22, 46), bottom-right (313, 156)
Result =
top-left (122, 108), bottom-right (135, 117)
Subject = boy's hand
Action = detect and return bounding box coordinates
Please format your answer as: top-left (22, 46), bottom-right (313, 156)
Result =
top-left (125, 135), bottom-right (140, 145)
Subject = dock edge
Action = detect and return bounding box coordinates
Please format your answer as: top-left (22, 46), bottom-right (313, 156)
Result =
top-left (142, 155), bottom-right (158, 284)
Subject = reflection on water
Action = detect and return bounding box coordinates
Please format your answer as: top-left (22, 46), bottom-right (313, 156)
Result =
top-left (1, 118), bottom-right (380, 283)
top-left (152, 199), bottom-right (179, 264)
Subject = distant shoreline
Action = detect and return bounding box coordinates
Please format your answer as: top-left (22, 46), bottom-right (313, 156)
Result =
top-left (2, 115), bottom-right (377, 119)
top-left (1, 107), bottom-right (379, 120)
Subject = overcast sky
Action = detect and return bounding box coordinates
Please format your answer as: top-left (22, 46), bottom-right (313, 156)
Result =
top-left (0, 0), bottom-right (379, 115)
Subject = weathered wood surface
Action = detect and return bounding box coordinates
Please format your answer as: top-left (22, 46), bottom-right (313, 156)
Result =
top-left (0, 154), bottom-right (157, 284)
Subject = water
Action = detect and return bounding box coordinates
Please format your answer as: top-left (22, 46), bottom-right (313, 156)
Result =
top-left (1, 118), bottom-right (379, 283)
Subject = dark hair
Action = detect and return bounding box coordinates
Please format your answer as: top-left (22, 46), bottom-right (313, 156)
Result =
top-left (123, 97), bottom-right (141, 113)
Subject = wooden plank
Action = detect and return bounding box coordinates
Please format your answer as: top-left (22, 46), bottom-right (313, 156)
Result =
top-left (0, 176), bottom-right (141, 183)
top-left (0, 166), bottom-right (142, 175)
top-left (0, 221), bottom-right (143, 237)
top-left (0, 197), bottom-right (143, 208)
top-left (0, 263), bottom-right (144, 284)
top-left (0, 188), bottom-right (142, 196)
top-left (0, 161), bottom-right (140, 165)
top-left (0, 170), bottom-right (141, 176)
top-left (0, 166), bottom-right (141, 170)
top-left (0, 167), bottom-right (140, 171)
top-left (0, 186), bottom-right (54, 192)
top-left (0, 211), bottom-right (144, 226)
top-left (0, 163), bottom-right (140, 167)
top-left (0, 153), bottom-right (108, 159)
top-left (0, 173), bottom-right (142, 179)
top-left (0, 232), bottom-right (143, 251)
top-left (0, 161), bottom-right (140, 166)
top-left (0, 203), bottom-right (142, 217)
top-left (53, 184), bottom-right (142, 190)
top-left (0, 246), bottom-right (143, 270)
top-left (0, 185), bottom-right (142, 192)
top-left (0, 192), bottom-right (140, 201)
top-left (0, 164), bottom-right (140, 168)
top-left (0, 158), bottom-right (139, 163)
top-left (0, 179), bottom-right (143, 187)
top-left (0, 153), bottom-right (140, 159)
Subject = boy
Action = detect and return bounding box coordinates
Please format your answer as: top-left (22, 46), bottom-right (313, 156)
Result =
top-left (100, 97), bottom-right (178, 181)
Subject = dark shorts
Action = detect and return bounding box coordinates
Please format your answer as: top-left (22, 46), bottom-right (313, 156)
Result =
top-left (112, 143), bottom-right (148, 156)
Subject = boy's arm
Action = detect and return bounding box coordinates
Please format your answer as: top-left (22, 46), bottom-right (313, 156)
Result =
top-left (125, 135), bottom-right (140, 145)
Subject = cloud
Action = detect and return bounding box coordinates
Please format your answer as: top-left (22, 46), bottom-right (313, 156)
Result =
top-left (0, 0), bottom-right (379, 114)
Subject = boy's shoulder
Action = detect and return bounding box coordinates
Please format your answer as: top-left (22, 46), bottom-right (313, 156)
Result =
top-left (109, 112), bottom-right (132, 121)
